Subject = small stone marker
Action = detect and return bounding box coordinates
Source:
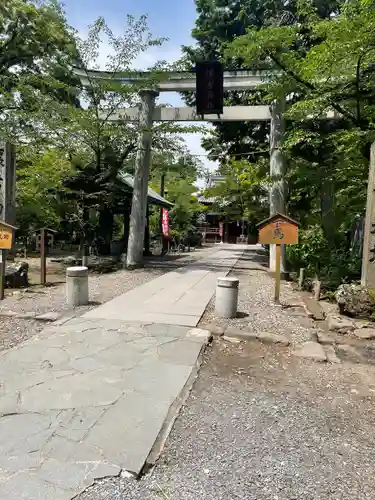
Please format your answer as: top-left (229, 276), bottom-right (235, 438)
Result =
top-left (215, 276), bottom-right (239, 318)
top-left (257, 213), bottom-right (299, 304)
top-left (66, 266), bottom-right (89, 307)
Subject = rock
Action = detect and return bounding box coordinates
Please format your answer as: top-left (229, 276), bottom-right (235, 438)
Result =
top-left (186, 328), bottom-right (212, 344)
top-left (200, 322), bottom-right (226, 336)
top-left (62, 256), bottom-right (77, 265)
top-left (317, 331), bottom-right (336, 345)
top-left (327, 313), bottom-right (355, 333)
top-left (5, 262), bottom-right (29, 288)
top-left (0, 310), bottom-right (18, 317)
top-left (35, 312), bottom-right (61, 322)
top-left (335, 284), bottom-right (375, 318)
top-left (223, 336), bottom-right (241, 344)
top-left (18, 311), bottom-right (38, 319)
top-left (293, 341), bottom-right (327, 362)
top-left (353, 328), bottom-right (375, 340)
top-left (355, 321), bottom-right (375, 329)
top-left (233, 329), bottom-right (259, 341)
top-left (49, 257), bottom-right (64, 263)
top-left (224, 326), bottom-right (258, 341)
top-left (258, 332), bottom-right (290, 346)
top-left (324, 345), bottom-right (341, 364)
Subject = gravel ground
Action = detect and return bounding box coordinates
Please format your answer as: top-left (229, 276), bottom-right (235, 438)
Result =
top-left (0, 247), bottom-right (213, 351)
top-left (77, 247), bottom-right (375, 500)
top-left (200, 248), bottom-right (315, 345)
top-left (78, 340), bottom-right (375, 500)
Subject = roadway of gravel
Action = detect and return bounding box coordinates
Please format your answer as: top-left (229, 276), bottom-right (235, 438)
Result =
top-left (200, 249), bottom-right (315, 345)
top-left (0, 248), bottom-right (211, 351)
top-left (78, 339), bottom-right (375, 500)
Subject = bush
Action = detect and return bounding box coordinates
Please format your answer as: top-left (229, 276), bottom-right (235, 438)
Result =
top-left (286, 225), bottom-right (361, 290)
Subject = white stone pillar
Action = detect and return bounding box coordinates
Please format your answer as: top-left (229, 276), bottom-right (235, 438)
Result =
top-left (127, 90), bottom-right (159, 268)
top-left (269, 98), bottom-right (287, 276)
top-left (215, 277), bottom-right (239, 318)
top-left (66, 266), bottom-right (89, 307)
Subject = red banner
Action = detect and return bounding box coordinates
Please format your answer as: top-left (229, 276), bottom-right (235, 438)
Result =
top-left (162, 209), bottom-right (169, 236)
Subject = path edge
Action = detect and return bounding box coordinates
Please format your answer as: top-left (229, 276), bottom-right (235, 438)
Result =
top-left (141, 339), bottom-right (210, 476)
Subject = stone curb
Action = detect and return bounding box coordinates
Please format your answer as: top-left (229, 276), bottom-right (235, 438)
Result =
top-left (0, 310), bottom-right (61, 322)
top-left (222, 327), bottom-right (290, 346)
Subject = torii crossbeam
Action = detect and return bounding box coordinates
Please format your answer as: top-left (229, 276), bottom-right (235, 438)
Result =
top-left (73, 67), bottom-right (286, 272)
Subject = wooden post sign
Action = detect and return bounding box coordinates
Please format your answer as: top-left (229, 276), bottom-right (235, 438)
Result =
top-left (257, 213), bottom-right (299, 304)
top-left (0, 221), bottom-right (17, 300)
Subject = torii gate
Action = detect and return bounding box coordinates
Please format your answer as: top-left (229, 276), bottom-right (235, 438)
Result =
top-left (73, 69), bottom-right (286, 273)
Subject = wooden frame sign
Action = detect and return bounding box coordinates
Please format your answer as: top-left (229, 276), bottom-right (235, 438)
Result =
top-left (257, 213), bottom-right (299, 303)
top-left (0, 220), bottom-right (16, 250)
top-left (258, 213), bottom-right (299, 245)
top-left (0, 220), bottom-right (17, 301)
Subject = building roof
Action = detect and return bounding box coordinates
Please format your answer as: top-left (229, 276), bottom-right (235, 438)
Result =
top-left (256, 213), bottom-right (299, 229)
top-left (117, 171), bottom-right (173, 208)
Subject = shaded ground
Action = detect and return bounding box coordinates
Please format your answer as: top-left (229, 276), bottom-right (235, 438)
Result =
top-left (78, 340), bottom-right (375, 500)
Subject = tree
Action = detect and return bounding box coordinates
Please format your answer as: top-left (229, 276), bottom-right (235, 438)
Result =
top-left (149, 151), bottom-right (205, 241)
top-left (205, 158), bottom-right (268, 234)
top-left (16, 147), bottom-right (73, 232)
top-left (182, 0), bottom-right (342, 164)
top-left (31, 14), bottom-right (203, 257)
top-left (224, 0), bottom-right (375, 286)
top-left (0, 0), bottom-right (78, 140)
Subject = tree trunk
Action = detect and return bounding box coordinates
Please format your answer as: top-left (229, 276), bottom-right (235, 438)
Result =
top-left (98, 207), bottom-right (114, 255)
top-left (144, 205), bottom-right (151, 256)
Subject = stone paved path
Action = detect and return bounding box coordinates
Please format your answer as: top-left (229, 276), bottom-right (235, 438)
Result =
top-left (84, 247), bottom-right (245, 326)
top-left (0, 245), bottom-right (243, 499)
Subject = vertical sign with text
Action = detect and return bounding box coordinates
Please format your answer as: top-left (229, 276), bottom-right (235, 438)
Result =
top-left (0, 142), bottom-right (16, 224)
top-left (196, 61), bottom-right (224, 115)
top-left (162, 209), bottom-right (169, 236)
top-left (0, 143), bottom-right (5, 222)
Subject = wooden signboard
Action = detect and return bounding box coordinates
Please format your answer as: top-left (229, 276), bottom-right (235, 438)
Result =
top-left (257, 213), bottom-right (299, 303)
top-left (0, 221), bottom-right (16, 250)
top-left (258, 214), bottom-right (299, 245)
top-left (0, 220), bottom-right (17, 300)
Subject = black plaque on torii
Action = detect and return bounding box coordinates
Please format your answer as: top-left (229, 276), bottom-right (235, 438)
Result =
top-left (195, 61), bottom-right (224, 118)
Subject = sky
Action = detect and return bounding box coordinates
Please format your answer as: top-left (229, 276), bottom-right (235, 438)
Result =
top-left (62, 0), bottom-right (218, 179)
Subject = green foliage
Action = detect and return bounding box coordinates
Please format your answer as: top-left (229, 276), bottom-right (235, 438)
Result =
top-left (205, 159), bottom-right (269, 231)
top-left (16, 147), bottom-right (73, 231)
top-left (0, 0), bottom-right (78, 140)
top-left (150, 151), bottom-right (204, 237)
top-left (287, 226), bottom-right (361, 289)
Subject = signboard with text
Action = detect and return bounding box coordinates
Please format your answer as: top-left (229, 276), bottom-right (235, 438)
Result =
top-left (0, 221), bottom-right (16, 250)
top-left (258, 214), bottom-right (299, 245)
top-left (195, 61), bottom-right (224, 115)
top-left (162, 209), bottom-right (169, 236)
top-left (257, 213), bottom-right (299, 304)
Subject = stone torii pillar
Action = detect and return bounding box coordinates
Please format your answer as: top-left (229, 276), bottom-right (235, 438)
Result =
top-left (126, 90), bottom-right (158, 268)
top-left (361, 142), bottom-right (375, 287)
top-left (269, 98), bottom-right (287, 276)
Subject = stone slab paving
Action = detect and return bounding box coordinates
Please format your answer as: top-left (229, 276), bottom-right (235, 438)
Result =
top-left (0, 246), bottom-right (243, 499)
top-left (83, 246), bottom-right (245, 326)
top-left (0, 317), bottom-right (211, 499)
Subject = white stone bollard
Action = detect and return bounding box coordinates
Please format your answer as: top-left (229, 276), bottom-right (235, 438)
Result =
top-left (66, 266), bottom-right (89, 307)
top-left (215, 277), bottom-right (239, 318)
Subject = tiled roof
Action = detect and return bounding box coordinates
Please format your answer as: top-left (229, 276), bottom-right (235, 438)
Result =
top-left (118, 171), bottom-right (173, 208)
